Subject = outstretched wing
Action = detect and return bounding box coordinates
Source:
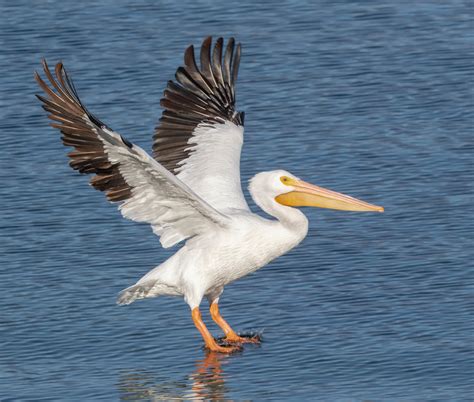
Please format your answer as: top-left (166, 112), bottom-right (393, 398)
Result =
top-left (153, 37), bottom-right (249, 212)
top-left (35, 60), bottom-right (228, 248)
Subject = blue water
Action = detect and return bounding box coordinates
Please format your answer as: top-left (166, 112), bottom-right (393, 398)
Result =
top-left (1, 0), bottom-right (473, 400)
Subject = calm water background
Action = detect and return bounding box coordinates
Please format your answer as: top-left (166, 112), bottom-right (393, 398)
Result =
top-left (1, 0), bottom-right (473, 400)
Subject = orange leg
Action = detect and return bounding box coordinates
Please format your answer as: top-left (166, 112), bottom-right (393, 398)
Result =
top-left (210, 302), bottom-right (260, 344)
top-left (191, 307), bottom-right (241, 353)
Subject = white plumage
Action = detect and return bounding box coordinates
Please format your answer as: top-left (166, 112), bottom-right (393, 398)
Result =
top-left (121, 170), bottom-right (310, 309)
top-left (176, 121), bottom-right (248, 212)
top-left (100, 125), bottom-right (228, 249)
top-left (36, 37), bottom-right (383, 353)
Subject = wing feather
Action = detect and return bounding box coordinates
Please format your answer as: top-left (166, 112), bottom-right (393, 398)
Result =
top-left (36, 60), bottom-right (228, 247)
top-left (153, 37), bottom-right (248, 212)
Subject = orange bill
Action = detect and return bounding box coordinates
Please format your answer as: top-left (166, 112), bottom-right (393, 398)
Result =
top-left (275, 177), bottom-right (384, 212)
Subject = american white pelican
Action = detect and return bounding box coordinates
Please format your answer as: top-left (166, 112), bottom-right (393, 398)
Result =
top-left (36, 37), bottom-right (383, 353)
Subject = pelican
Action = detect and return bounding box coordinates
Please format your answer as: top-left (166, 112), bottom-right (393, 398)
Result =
top-left (35, 37), bottom-right (383, 353)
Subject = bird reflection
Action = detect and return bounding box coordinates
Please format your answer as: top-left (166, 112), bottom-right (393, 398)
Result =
top-left (187, 352), bottom-right (228, 400)
top-left (118, 351), bottom-right (230, 401)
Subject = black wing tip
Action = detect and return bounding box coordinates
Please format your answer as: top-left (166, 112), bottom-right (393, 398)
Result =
top-left (202, 36), bottom-right (213, 45)
top-left (153, 36), bottom-right (244, 172)
top-left (35, 58), bottom-right (111, 131)
top-left (35, 58), bottom-right (134, 204)
top-left (198, 36), bottom-right (239, 49)
top-left (179, 36), bottom-right (243, 103)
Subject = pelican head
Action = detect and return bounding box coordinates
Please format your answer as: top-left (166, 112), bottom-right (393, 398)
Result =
top-left (249, 170), bottom-right (384, 215)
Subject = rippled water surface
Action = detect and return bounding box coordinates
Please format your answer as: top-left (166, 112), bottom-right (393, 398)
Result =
top-left (1, 0), bottom-right (473, 400)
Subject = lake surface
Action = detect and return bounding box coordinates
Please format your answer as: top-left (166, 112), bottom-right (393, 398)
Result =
top-left (1, 0), bottom-right (473, 400)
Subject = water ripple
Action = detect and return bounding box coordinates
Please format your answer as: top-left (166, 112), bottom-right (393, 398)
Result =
top-left (1, 0), bottom-right (473, 400)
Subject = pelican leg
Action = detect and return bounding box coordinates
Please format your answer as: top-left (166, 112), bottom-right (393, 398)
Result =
top-left (210, 301), bottom-right (260, 344)
top-left (191, 307), bottom-right (241, 353)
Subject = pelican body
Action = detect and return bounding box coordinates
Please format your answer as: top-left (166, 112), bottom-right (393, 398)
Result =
top-left (133, 175), bottom-right (309, 306)
top-left (36, 37), bottom-right (383, 353)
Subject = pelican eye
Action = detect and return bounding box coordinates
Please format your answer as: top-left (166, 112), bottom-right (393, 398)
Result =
top-left (280, 176), bottom-right (291, 185)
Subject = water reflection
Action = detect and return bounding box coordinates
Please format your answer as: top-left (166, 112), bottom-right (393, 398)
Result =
top-left (118, 352), bottom-right (231, 401)
top-left (187, 352), bottom-right (229, 400)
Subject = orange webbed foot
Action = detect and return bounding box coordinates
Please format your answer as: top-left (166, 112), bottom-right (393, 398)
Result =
top-left (206, 343), bottom-right (243, 354)
top-left (226, 334), bottom-right (261, 344)
top-left (219, 333), bottom-right (262, 345)
top-left (209, 302), bottom-right (262, 346)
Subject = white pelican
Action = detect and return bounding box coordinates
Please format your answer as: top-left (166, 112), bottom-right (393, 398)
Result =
top-left (36, 37), bottom-right (383, 353)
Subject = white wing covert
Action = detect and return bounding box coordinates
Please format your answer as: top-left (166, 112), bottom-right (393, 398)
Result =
top-left (153, 37), bottom-right (249, 212)
top-left (35, 60), bottom-right (228, 248)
